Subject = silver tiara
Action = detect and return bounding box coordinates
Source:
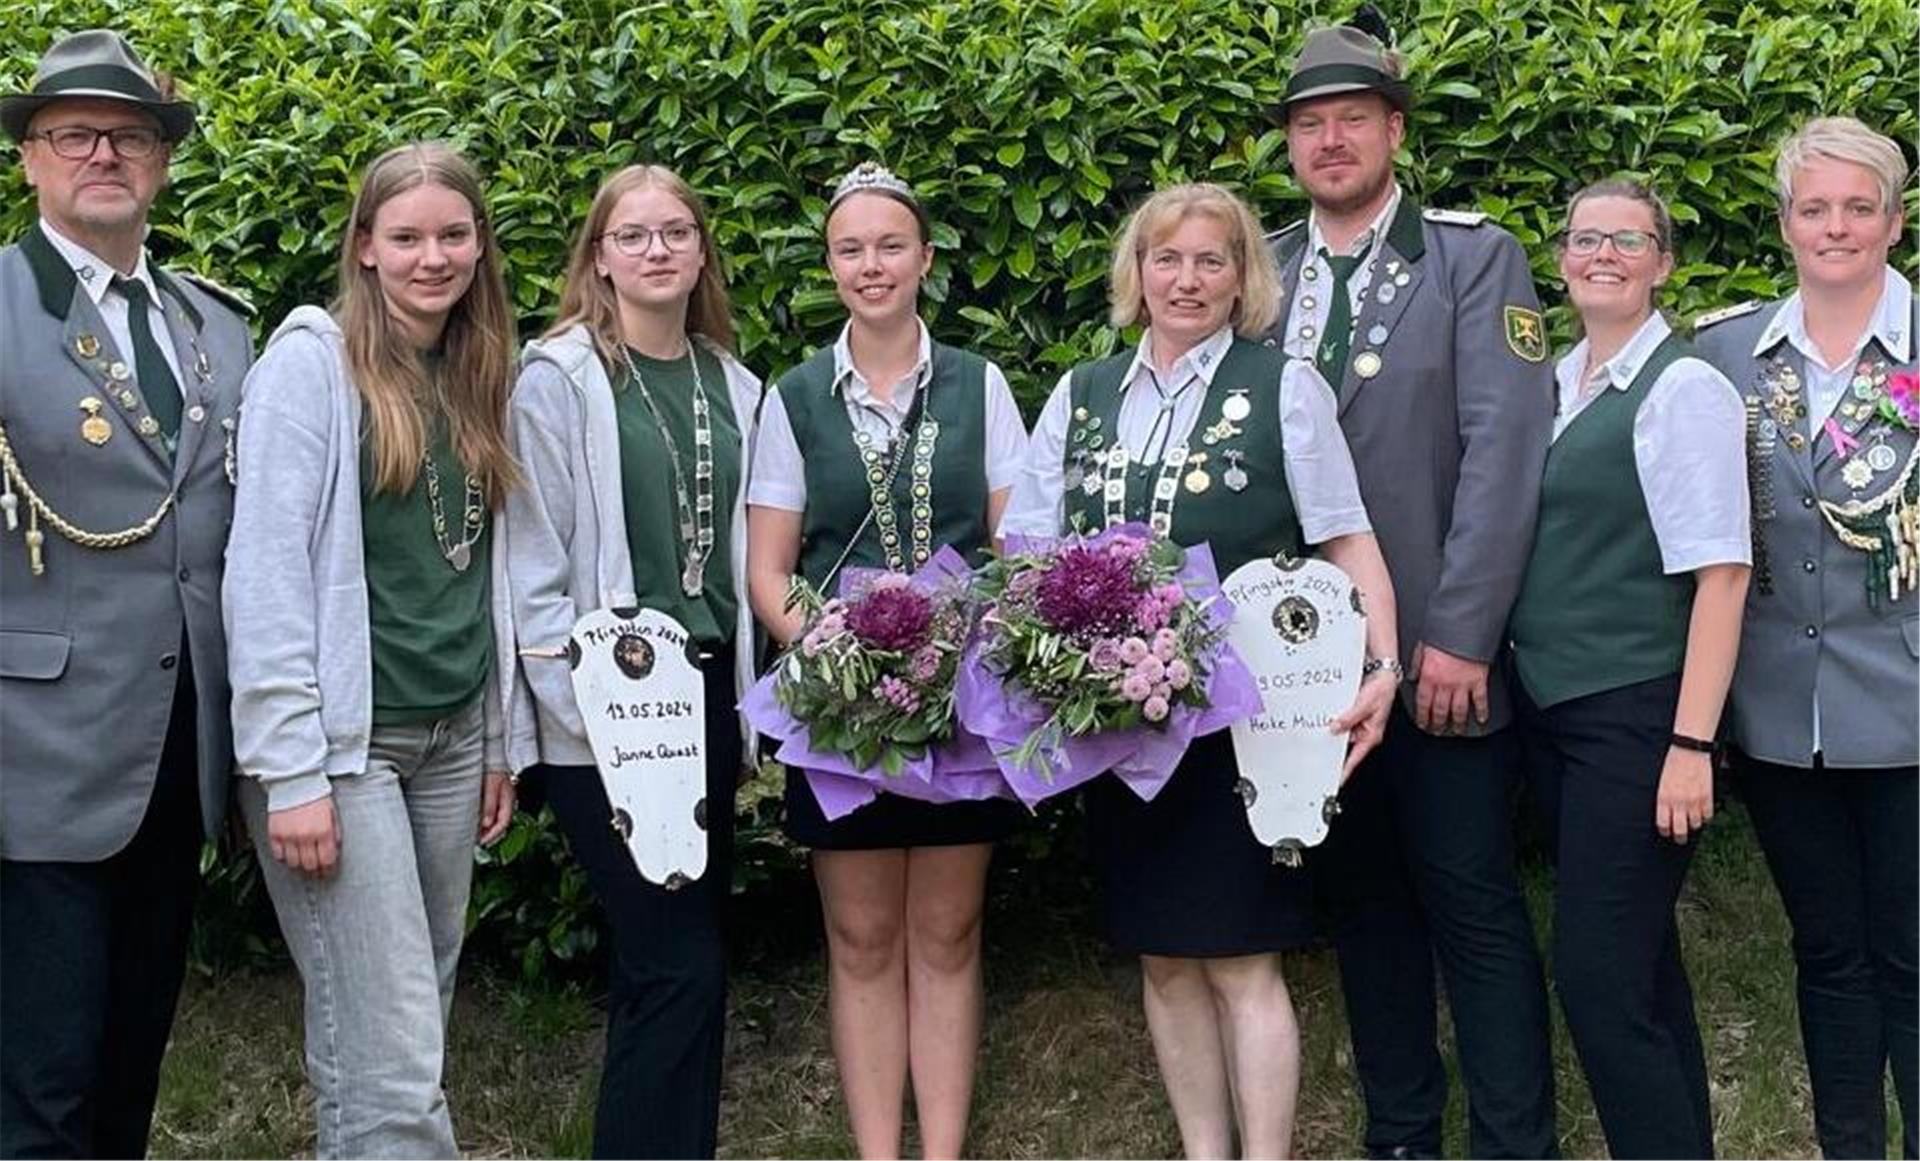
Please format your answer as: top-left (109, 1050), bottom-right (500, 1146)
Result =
top-left (830, 160), bottom-right (915, 207)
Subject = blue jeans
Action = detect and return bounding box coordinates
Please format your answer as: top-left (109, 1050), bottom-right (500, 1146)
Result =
top-left (240, 700), bottom-right (484, 1159)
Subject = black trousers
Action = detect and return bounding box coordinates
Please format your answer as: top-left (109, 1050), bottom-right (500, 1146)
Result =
top-left (1519, 674), bottom-right (1713, 1160)
top-left (1316, 706), bottom-right (1556, 1159)
top-left (0, 654), bottom-right (203, 1160)
top-left (1735, 751), bottom-right (1918, 1160)
top-left (536, 645), bottom-right (740, 1160)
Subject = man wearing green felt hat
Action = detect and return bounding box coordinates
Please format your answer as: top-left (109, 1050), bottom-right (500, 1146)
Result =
top-left (0, 28), bottom-right (252, 1159)
top-left (1261, 7), bottom-right (1559, 1158)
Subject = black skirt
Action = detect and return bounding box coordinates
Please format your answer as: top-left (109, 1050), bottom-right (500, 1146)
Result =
top-left (1085, 730), bottom-right (1318, 956)
top-left (781, 766), bottom-right (1023, 851)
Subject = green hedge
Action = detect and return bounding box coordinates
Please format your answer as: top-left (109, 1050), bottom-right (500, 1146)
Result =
top-left (6, 0), bottom-right (1914, 977)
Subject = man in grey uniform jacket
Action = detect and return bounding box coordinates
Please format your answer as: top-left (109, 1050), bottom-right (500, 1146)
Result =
top-left (0, 30), bottom-right (252, 1158)
top-left (1262, 17), bottom-right (1557, 1158)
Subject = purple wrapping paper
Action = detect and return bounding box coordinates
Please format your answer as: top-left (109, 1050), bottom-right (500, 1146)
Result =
top-left (955, 526), bottom-right (1262, 809)
top-left (738, 546), bottom-right (1015, 821)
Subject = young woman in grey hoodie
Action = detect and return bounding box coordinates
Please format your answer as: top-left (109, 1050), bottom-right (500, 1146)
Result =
top-left (498, 165), bottom-right (760, 1159)
top-left (223, 142), bottom-right (518, 1159)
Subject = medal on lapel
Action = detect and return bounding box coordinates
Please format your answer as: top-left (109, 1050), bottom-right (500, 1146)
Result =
top-left (77, 398), bottom-right (112, 446)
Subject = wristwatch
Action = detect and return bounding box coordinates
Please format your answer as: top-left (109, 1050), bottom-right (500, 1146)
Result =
top-left (1361, 656), bottom-right (1404, 683)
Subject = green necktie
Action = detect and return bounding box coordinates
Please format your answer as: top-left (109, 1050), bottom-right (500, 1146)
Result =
top-left (115, 276), bottom-right (181, 442)
top-left (1315, 247), bottom-right (1367, 383)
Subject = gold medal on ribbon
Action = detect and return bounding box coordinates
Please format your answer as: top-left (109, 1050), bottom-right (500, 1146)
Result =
top-left (1184, 468), bottom-right (1211, 495)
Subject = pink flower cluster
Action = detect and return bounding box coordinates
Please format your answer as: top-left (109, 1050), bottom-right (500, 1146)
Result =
top-left (1132, 581), bottom-right (1186, 633)
top-left (1888, 370), bottom-right (1920, 429)
top-left (872, 674), bottom-right (921, 714)
top-left (800, 599), bottom-right (849, 657)
top-left (1093, 627), bottom-right (1195, 722)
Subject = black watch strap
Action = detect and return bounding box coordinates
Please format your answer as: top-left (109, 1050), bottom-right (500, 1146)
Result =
top-left (1669, 732), bottom-right (1716, 753)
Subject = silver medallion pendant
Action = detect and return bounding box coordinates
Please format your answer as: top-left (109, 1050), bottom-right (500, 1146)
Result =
top-left (1224, 466), bottom-right (1249, 492)
top-left (447, 542), bottom-right (472, 572)
top-left (681, 561), bottom-right (705, 598)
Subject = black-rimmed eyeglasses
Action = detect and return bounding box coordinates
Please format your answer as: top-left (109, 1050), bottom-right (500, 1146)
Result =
top-left (29, 125), bottom-right (165, 161)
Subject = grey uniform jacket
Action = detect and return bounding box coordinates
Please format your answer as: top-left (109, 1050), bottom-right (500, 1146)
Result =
top-left (0, 225), bottom-right (252, 861)
top-left (1694, 298), bottom-right (1919, 769)
top-left (1264, 199), bottom-right (1554, 733)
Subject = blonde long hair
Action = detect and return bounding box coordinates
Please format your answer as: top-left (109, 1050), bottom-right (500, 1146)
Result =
top-left (1107, 183), bottom-right (1285, 336)
top-left (335, 141), bottom-right (518, 505)
top-left (547, 165), bottom-right (737, 369)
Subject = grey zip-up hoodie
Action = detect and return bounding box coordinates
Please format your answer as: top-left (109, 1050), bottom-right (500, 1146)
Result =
top-left (497, 325), bottom-right (761, 774)
top-left (224, 306), bottom-right (506, 811)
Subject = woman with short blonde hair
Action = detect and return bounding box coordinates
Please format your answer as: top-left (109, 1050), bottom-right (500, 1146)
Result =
top-left (1698, 114), bottom-right (1917, 1160)
top-left (1107, 182), bottom-right (1285, 334)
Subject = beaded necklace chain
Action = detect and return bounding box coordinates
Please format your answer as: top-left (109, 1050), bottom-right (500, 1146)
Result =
top-left (1099, 441), bottom-right (1190, 537)
top-left (620, 343), bottom-right (717, 597)
top-left (851, 388), bottom-right (940, 572)
top-left (421, 443), bottom-right (485, 572)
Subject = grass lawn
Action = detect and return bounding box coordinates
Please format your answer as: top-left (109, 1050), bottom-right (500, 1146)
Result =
top-left (150, 799), bottom-right (1900, 1158)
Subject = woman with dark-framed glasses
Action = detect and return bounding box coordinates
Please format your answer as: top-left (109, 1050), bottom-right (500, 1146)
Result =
top-left (499, 164), bottom-right (761, 1159)
top-left (1508, 177), bottom-right (1750, 1159)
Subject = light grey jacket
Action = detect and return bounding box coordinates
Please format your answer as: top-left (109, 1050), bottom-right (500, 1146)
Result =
top-left (0, 227), bottom-right (252, 860)
top-left (1694, 293), bottom-right (1919, 768)
top-left (224, 306), bottom-right (505, 811)
top-left (497, 325), bottom-right (761, 774)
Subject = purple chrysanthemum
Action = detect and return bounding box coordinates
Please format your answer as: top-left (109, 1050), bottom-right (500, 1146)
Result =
top-left (846, 583), bottom-right (935, 652)
top-left (1034, 544), bottom-right (1142, 636)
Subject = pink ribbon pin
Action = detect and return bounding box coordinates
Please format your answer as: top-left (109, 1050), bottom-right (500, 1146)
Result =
top-left (1822, 417), bottom-right (1861, 457)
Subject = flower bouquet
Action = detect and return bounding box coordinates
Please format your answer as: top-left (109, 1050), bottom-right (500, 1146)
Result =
top-left (955, 523), bottom-right (1260, 807)
top-left (741, 546), bottom-right (1009, 820)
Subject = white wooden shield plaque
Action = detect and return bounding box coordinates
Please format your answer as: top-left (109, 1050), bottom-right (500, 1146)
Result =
top-left (568, 607), bottom-right (708, 888)
top-left (1222, 555), bottom-right (1365, 866)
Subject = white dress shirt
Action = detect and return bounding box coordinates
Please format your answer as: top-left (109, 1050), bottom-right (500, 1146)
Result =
top-left (39, 217), bottom-right (186, 392)
top-left (747, 319), bottom-right (1028, 515)
top-left (1278, 184), bottom-right (1404, 362)
top-left (1552, 312), bottom-right (1751, 574)
top-left (1754, 266), bottom-right (1914, 429)
top-left (1000, 325), bottom-right (1372, 544)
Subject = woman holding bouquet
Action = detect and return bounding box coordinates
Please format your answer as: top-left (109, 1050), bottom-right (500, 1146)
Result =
top-left (744, 162), bottom-right (1027, 1159)
top-left (1000, 183), bottom-right (1399, 1159)
top-left (500, 165), bottom-right (762, 1158)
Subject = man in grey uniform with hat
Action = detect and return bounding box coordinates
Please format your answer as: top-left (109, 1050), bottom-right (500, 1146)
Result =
top-left (0, 29), bottom-right (252, 1157)
top-left (1263, 13), bottom-right (1558, 1157)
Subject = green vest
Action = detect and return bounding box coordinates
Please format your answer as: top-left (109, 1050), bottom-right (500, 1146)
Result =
top-left (1062, 337), bottom-right (1302, 577)
top-left (1510, 334), bottom-right (1692, 709)
top-left (614, 346), bottom-right (741, 649)
top-left (361, 420), bottom-right (493, 726)
top-left (778, 342), bottom-right (990, 588)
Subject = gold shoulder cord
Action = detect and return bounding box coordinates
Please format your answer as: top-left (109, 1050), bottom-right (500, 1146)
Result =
top-left (0, 417), bottom-right (175, 576)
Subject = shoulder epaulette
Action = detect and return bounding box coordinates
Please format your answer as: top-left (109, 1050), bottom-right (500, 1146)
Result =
top-left (1264, 219), bottom-right (1305, 243)
top-left (1421, 207), bottom-right (1488, 227)
top-left (1691, 300), bottom-right (1763, 330)
top-left (175, 270), bottom-right (256, 318)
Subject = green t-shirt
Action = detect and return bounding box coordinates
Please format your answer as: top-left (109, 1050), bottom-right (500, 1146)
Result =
top-left (361, 415), bottom-right (494, 726)
top-left (615, 346), bottom-right (741, 647)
